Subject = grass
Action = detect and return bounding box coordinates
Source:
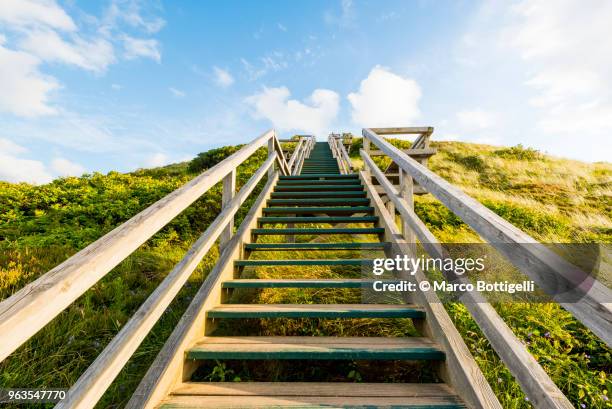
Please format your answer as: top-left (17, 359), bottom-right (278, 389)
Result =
top-left (0, 138), bottom-right (610, 408)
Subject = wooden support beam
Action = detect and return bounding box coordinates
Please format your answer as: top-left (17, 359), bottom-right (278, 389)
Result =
top-left (219, 169), bottom-right (236, 249)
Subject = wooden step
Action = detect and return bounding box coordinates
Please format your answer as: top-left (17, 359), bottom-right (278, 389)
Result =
top-left (244, 242), bottom-right (388, 251)
top-left (222, 279), bottom-right (398, 288)
top-left (280, 174), bottom-right (358, 179)
top-left (186, 336), bottom-right (443, 360)
top-left (161, 382), bottom-right (466, 409)
top-left (258, 216), bottom-right (378, 224)
top-left (234, 259), bottom-right (373, 267)
top-left (208, 304), bottom-right (424, 319)
top-left (267, 198), bottom-right (370, 206)
top-left (270, 191), bottom-right (366, 198)
top-left (276, 180), bottom-right (363, 185)
top-left (251, 227), bottom-right (384, 235)
top-left (274, 185), bottom-right (363, 191)
top-left (262, 206), bottom-right (374, 215)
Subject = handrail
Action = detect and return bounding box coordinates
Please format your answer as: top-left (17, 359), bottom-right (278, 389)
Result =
top-left (57, 153), bottom-right (277, 409)
top-left (127, 173), bottom-right (279, 409)
top-left (359, 169), bottom-right (502, 409)
top-left (361, 149), bottom-right (574, 409)
top-left (363, 127), bottom-right (612, 347)
top-left (0, 129), bottom-right (289, 363)
top-left (286, 135), bottom-right (314, 175)
top-left (328, 134), bottom-right (352, 174)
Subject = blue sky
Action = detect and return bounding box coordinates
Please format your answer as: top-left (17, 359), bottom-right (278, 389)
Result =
top-left (1, 0), bottom-right (611, 183)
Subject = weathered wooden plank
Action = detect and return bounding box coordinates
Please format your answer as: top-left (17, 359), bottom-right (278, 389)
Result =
top-left (234, 258), bottom-right (374, 266)
top-left (360, 170), bottom-right (502, 409)
top-left (56, 155), bottom-right (277, 409)
top-left (221, 279), bottom-right (392, 288)
top-left (219, 169), bottom-right (236, 249)
top-left (262, 206), bottom-right (374, 214)
top-left (126, 174), bottom-right (278, 409)
top-left (207, 304), bottom-right (425, 319)
top-left (369, 148), bottom-right (437, 157)
top-left (361, 150), bottom-right (574, 409)
top-left (171, 381), bottom-right (459, 398)
top-left (258, 216), bottom-right (377, 224)
top-left (267, 198), bottom-right (370, 205)
top-left (369, 127), bottom-right (434, 135)
top-left (0, 130), bottom-right (281, 363)
top-left (251, 227), bottom-right (384, 235)
top-left (364, 128), bottom-right (612, 347)
top-left (158, 395), bottom-right (466, 408)
top-left (187, 336), bottom-right (444, 360)
top-left (244, 242), bottom-right (387, 250)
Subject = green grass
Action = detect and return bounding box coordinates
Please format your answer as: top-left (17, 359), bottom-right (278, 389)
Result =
top-left (0, 139), bottom-right (610, 408)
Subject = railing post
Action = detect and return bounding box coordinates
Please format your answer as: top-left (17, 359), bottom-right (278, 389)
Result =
top-left (268, 134), bottom-right (275, 177)
top-left (399, 168), bottom-right (416, 256)
top-left (220, 169), bottom-right (236, 249)
top-left (363, 135), bottom-right (371, 176)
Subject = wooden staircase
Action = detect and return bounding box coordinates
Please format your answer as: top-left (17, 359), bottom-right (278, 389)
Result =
top-left (156, 142), bottom-right (467, 408)
top-left (7, 129), bottom-right (604, 409)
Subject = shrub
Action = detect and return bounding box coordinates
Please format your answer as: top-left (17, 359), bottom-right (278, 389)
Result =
top-left (494, 144), bottom-right (543, 161)
top-left (188, 145), bottom-right (243, 173)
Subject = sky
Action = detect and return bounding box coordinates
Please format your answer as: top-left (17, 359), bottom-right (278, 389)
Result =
top-left (0, 0), bottom-right (611, 184)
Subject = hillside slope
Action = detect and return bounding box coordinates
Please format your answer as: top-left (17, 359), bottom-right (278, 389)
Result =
top-left (0, 140), bottom-right (610, 408)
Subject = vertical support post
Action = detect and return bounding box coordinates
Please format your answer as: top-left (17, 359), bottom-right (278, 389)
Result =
top-left (220, 169), bottom-right (236, 250)
top-left (399, 168), bottom-right (416, 256)
top-left (268, 135), bottom-right (275, 178)
top-left (363, 136), bottom-right (371, 176)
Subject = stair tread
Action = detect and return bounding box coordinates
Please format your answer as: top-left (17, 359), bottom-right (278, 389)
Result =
top-left (263, 206), bottom-right (374, 214)
top-left (252, 227), bottom-right (383, 234)
top-left (258, 216), bottom-right (378, 223)
top-left (244, 242), bottom-right (387, 250)
top-left (271, 192), bottom-right (365, 197)
top-left (267, 198), bottom-right (370, 205)
top-left (234, 259), bottom-right (374, 266)
top-left (222, 279), bottom-right (397, 288)
top-left (187, 336), bottom-right (443, 360)
top-left (161, 382), bottom-right (466, 409)
top-left (159, 395), bottom-right (465, 408)
top-left (207, 304), bottom-right (424, 319)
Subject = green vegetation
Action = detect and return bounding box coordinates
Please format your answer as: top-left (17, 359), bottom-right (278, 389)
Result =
top-left (0, 139), bottom-right (610, 408)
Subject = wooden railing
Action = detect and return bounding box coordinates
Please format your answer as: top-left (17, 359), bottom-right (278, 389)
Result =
top-left (287, 135), bottom-right (315, 175)
top-left (328, 134), bottom-right (352, 174)
top-left (0, 129), bottom-right (293, 408)
top-left (360, 127), bottom-right (612, 409)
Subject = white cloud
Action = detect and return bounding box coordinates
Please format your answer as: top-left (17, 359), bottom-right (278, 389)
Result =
top-left (456, 109), bottom-right (496, 130)
top-left (51, 157), bottom-right (85, 176)
top-left (0, 0), bottom-right (76, 31)
top-left (213, 66), bottom-right (234, 87)
top-left (0, 44), bottom-right (58, 117)
top-left (111, 83), bottom-right (122, 90)
top-left (277, 23), bottom-right (287, 32)
top-left (169, 87), bottom-right (185, 98)
top-left (246, 86), bottom-right (340, 136)
top-left (348, 66), bottom-right (421, 127)
top-left (145, 152), bottom-right (169, 167)
top-left (19, 29), bottom-right (115, 73)
top-left (0, 153), bottom-right (52, 184)
top-left (324, 0), bottom-right (355, 27)
top-left (457, 0), bottom-right (612, 160)
top-left (122, 35), bottom-right (161, 62)
top-left (0, 138), bottom-right (28, 154)
top-left (104, 0), bottom-right (165, 34)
